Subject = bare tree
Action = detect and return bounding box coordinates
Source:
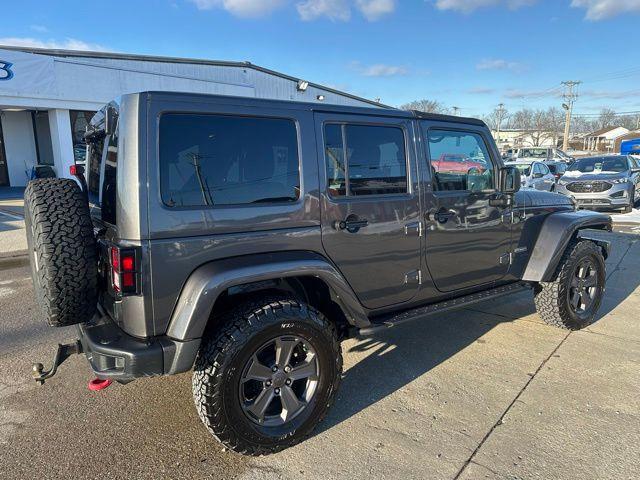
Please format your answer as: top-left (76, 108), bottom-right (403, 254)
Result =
top-left (508, 108), bottom-right (560, 147)
top-left (399, 99), bottom-right (448, 114)
top-left (597, 108), bottom-right (617, 129)
top-left (483, 105), bottom-right (509, 131)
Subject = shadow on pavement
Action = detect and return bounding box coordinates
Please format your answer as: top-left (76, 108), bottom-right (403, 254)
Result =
top-left (317, 310), bottom-right (504, 434)
top-left (317, 231), bottom-right (639, 435)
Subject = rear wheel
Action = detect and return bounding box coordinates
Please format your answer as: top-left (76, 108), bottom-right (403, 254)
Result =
top-left (192, 297), bottom-right (342, 455)
top-left (534, 240), bottom-right (605, 330)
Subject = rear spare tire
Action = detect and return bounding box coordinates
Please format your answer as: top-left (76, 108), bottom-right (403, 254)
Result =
top-left (24, 178), bottom-right (97, 327)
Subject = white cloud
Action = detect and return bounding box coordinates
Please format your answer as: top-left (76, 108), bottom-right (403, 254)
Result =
top-left (476, 58), bottom-right (523, 71)
top-left (571, 0), bottom-right (640, 20)
top-left (434, 0), bottom-right (536, 14)
top-left (581, 88), bottom-right (640, 99)
top-left (0, 37), bottom-right (110, 52)
top-left (29, 25), bottom-right (48, 33)
top-left (351, 61), bottom-right (407, 76)
top-left (355, 0), bottom-right (396, 20)
top-left (503, 88), bottom-right (562, 99)
top-left (188, 0), bottom-right (395, 20)
top-left (468, 86), bottom-right (495, 94)
top-left (189, 0), bottom-right (286, 17)
top-left (297, 0), bottom-right (352, 21)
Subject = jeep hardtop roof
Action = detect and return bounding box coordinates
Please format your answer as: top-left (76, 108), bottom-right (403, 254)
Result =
top-left (139, 91), bottom-right (487, 127)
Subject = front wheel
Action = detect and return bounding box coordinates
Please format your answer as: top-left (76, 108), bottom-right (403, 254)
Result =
top-left (623, 187), bottom-right (635, 213)
top-left (192, 297), bottom-right (342, 455)
top-left (534, 240), bottom-right (605, 330)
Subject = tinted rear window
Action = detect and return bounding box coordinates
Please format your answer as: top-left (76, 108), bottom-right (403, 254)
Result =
top-left (159, 114), bottom-right (300, 207)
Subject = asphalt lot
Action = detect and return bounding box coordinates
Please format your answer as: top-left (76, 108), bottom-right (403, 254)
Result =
top-left (0, 226), bottom-right (638, 480)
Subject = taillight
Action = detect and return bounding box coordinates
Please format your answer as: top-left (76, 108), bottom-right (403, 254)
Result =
top-left (110, 246), bottom-right (138, 295)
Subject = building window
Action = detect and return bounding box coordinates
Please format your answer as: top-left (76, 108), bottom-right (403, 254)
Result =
top-left (69, 110), bottom-right (96, 163)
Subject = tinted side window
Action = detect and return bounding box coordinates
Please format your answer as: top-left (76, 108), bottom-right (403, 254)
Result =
top-left (159, 114), bottom-right (300, 207)
top-left (323, 123), bottom-right (407, 197)
top-left (427, 130), bottom-right (495, 192)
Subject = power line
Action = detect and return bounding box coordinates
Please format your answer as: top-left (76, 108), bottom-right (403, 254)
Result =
top-left (572, 110), bottom-right (640, 117)
top-left (581, 66), bottom-right (640, 84)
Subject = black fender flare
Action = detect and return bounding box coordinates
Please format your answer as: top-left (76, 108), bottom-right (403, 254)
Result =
top-left (165, 251), bottom-right (369, 342)
top-left (522, 210), bottom-right (612, 282)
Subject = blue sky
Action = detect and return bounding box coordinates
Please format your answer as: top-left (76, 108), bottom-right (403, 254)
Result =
top-left (1, 0), bottom-right (640, 116)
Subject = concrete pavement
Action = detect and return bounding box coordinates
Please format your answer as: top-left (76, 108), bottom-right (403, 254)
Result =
top-left (0, 231), bottom-right (638, 479)
top-left (0, 188), bottom-right (26, 259)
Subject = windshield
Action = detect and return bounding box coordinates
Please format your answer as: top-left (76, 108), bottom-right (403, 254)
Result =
top-left (567, 156), bottom-right (629, 174)
top-left (519, 148), bottom-right (547, 158)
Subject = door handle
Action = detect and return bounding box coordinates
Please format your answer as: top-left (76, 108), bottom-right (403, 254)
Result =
top-left (428, 209), bottom-right (457, 224)
top-left (334, 215), bottom-right (369, 233)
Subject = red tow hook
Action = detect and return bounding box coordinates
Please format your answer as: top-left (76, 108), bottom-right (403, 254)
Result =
top-left (88, 378), bottom-right (112, 391)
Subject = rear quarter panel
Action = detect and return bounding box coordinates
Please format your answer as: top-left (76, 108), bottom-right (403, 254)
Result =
top-left (143, 94), bottom-right (324, 335)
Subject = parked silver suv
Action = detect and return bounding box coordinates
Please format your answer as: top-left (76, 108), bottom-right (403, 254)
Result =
top-left (555, 155), bottom-right (640, 213)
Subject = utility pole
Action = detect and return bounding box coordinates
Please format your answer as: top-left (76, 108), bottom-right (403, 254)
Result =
top-left (452, 106), bottom-right (460, 116)
top-left (495, 103), bottom-right (507, 147)
top-left (561, 80), bottom-right (581, 150)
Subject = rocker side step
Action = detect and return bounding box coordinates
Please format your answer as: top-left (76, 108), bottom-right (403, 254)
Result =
top-left (358, 282), bottom-right (532, 336)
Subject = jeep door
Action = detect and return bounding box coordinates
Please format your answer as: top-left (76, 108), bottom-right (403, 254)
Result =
top-left (420, 123), bottom-right (511, 292)
top-left (315, 113), bottom-right (422, 310)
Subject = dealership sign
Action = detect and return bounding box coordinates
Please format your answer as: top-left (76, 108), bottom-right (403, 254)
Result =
top-left (0, 60), bottom-right (14, 80)
top-left (0, 48), bottom-right (56, 94)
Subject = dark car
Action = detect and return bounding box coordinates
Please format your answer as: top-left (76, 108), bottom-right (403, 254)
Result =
top-left (556, 155), bottom-right (640, 212)
top-left (24, 92), bottom-right (612, 456)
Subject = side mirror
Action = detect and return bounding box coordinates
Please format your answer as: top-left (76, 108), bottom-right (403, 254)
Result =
top-left (500, 166), bottom-right (521, 194)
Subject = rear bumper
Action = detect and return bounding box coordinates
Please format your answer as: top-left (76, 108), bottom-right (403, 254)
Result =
top-left (77, 312), bottom-right (200, 382)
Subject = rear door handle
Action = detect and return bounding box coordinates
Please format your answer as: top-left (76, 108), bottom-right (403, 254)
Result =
top-left (428, 209), bottom-right (457, 224)
top-left (334, 215), bottom-right (368, 233)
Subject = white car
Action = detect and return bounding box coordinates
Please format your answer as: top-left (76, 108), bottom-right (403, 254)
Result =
top-left (516, 147), bottom-right (573, 163)
top-left (506, 160), bottom-right (556, 191)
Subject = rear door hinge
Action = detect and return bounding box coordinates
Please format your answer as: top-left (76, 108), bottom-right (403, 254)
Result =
top-left (404, 221), bottom-right (423, 237)
top-left (405, 269), bottom-right (422, 285)
top-left (499, 252), bottom-right (513, 265)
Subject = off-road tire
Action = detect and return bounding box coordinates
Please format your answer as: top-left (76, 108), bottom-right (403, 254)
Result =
top-left (533, 240), bottom-right (605, 330)
top-left (24, 178), bottom-right (97, 327)
top-left (192, 297), bottom-right (342, 455)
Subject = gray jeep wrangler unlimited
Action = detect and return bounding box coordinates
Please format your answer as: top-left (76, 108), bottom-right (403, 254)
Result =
top-left (25, 92), bottom-right (611, 455)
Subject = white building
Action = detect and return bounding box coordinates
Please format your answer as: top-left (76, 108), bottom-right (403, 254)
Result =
top-left (0, 46), bottom-right (383, 187)
top-left (491, 128), bottom-right (559, 150)
top-left (583, 126), bottom-right (631, 152)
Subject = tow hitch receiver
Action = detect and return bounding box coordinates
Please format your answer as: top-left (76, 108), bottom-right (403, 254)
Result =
top-left (32, 340), bottom-right (83, 385)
